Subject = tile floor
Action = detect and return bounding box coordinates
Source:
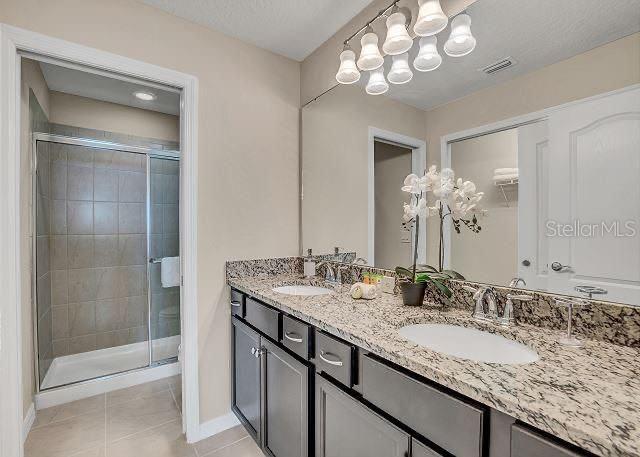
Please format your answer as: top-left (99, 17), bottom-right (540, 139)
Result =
top-left (25, 376), bottom-right (264, 457)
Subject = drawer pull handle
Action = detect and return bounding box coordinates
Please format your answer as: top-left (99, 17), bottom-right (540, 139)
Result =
top-left (230, 301), bottom-right (241, 308)
top-left (250, 347), bottom-right (262, 358)
top-left (284, 332), bottom-right (303, 343)
top-left (319, 351), bottom-right (343, 367)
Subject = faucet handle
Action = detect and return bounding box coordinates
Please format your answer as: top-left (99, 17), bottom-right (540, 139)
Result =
top-left (506, 294), bottom-right (533, 301)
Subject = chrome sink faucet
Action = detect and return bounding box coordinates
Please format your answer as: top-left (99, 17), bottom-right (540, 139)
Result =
top-left (463, 286), bottom-right (532, 326)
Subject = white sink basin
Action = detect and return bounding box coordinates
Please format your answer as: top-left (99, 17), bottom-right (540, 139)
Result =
top-left (398, 324), bottom-right (538, 365)
top-left (272, 285), bottom-right (334, 296)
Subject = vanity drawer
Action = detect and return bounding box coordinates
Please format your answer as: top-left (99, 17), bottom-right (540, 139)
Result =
top-left (315, 331), bottom-right (355, 388)
top-left (511, 424), bottom-right (584, 457)
top-left (282, 314), bottom-right (312, 360)
top-left (230, 289), bottom-right (245, 317)
top-left (361, 354), bottom-right (485, 457)
top-left (244, 297), bottom-right (280, 341)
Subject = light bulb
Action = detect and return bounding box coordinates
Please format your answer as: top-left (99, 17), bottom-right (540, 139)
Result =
top-left (382, 11), bottom-right (413, 56)
top-left (414, 0), bottom-right (448, 37)
top-left (366, 68), bottom-right (389, 95)
top-left (388, 53), bottom-right (413, 84)
top-left (357, 31), bottom-right (384, 71)
top-left (335, 49), bottom-right (360, 84)
top-left (413, 36), bottom-right (442, 72)
top-left (444, 14), bottom-right (476, 57)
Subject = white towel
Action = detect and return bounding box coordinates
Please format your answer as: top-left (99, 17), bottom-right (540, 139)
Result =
top-left (494, 167), bottom-right (518, 175)
top-left (161, 257), bottom-right (180, 288)
top-left (493, 173), bottom-right (518, 182)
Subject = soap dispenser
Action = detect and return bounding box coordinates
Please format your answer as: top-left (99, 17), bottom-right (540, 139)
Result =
top-left (303, 248), bottom-right (316, 278)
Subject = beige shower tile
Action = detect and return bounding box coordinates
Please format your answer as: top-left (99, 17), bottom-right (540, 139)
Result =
top-left (68, 235), bottom-right (95, 269)
top-left (96, 329), bottom-right (130, 350)
top-left (94, 202), bottom-right (118, 235)
top-left (118, 234), bottom-right (146, 266)
top-left (68, 165), bottom-right (94, 201)
top-left (94, 168), bottom-right (119, 202)
top-left (51, 270), bottom-right (69, 305)
top-left (94, 236), bottom-right (119, 267)
top-left (50, 162), bottom-right (67, 200)
top-left (68, 268), bottom-right (97, 302)
top-left (68, 334), bottom-right (97, 355)
top-left (96, 267), bottom-right (120, 300)
top-left (50, 236), bottom-right (68, 270)
top-left (106, 419), bottom-right (194, 457)
top-left (52, 305), bottom-right (69, 339)
top-left (118, 203), bottom-right (145, 234)
top-left (68, 301), bottom-right (96, 337)
top-left (68, 201), bottom-right (94, 235)
top-left (118, 171), bottom-right (146, 203)
top-left (106, 390), bottom-right (179, 442)
top-left (24, 410), bottom-right (105, 457)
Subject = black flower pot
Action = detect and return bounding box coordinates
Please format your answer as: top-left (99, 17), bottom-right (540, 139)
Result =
top-left (400, 282), bottom-right (427, 306)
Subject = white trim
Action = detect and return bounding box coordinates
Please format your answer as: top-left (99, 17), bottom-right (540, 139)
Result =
top-left (0, 23), bottom-right (200, 455)
top-left (36, 361), bottom-right (180, 410)
top-left (367, 127), bottom-right (427, 266)
top-left (22, 404), bottom-right (35, 444)
top-left (438, 83), bottom-right (640, 269)
top-left (193, 412), bottom-right (241, 442)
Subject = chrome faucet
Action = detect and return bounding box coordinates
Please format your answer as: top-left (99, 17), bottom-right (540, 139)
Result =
top-left (508, 277), bottom-right (526, 288)
top-left (463, 285), bottom-right (531, 326)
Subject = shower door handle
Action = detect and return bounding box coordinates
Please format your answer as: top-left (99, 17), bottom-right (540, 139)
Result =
top-left (149, 258), bottom-right (162, 264)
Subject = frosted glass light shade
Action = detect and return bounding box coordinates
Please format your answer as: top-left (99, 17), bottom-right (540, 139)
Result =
top-left (366, 68), bottom-right (389, 95)
top-left (335, 49), bottom-right (361, 84)
top-left (414, 0), bottom-right (448, 37)
top-left (413, 36), bottom-right (442, 72)
top-left (444, 14), bottom-right (476, 57)
top-left (382, 12), bottom-right (413, 56)
top-left (357, 32), bottom-right (384, 71)
top-left (388, 53), bottom-right (413, 84)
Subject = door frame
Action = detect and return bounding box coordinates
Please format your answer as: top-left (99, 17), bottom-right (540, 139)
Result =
top-left (439, 83), bottom-right (640, 270)
top-left (0, 24), bottom-right (200, 456)
top-left (368, 127), bottom-right (427, 266)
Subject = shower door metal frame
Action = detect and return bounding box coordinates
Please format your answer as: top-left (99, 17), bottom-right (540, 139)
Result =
top-left (31, 132), bottom-right (179, 394)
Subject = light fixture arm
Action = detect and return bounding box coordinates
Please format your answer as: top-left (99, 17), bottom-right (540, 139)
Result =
top-left (343, 0), bottom-right (400, 47)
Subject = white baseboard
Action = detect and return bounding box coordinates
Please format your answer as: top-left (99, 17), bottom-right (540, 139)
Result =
top-left (22, 403), bottom-right (35, 442)
top-left (190, 412), bottom-right (240, 443)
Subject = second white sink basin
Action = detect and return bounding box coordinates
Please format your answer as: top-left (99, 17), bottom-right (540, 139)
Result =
top-left (272, 285), bottom-right (333, 296)
top-left (398, 324), bottom-right (538, 365)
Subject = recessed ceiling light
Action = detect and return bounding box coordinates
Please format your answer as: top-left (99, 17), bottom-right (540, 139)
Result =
top-left (133, 91), bottom-right (157, 101)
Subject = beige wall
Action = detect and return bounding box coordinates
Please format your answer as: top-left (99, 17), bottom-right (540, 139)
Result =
top-left (450, 129), bottom-right (518, 285)
top-left (50, 91), bottom-right (179, 142)
top-left (302, 84), bottom-right (426, 261)
top-left (2, 0), bottom-right (300, 425)
top-left (20, 60), bottom-right (51, 417)
top-left (374, 142), bottom-right (413, 270)
top-left (424, 32), bottom-right (640, 266)
top-left (301, 0), bottom-right (475, 105)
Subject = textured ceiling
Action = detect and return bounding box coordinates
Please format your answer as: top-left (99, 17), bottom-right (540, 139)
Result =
top-left (139, 0), bottom-right (376, 61)
top-left (367, 0), bottom-right (640, 111)
top-left (39, 62), bottom-right (181, 115)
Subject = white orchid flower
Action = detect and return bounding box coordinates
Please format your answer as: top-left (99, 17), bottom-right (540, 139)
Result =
top-left (401, 174), bottom-right (421, 194)
top-left (456, 179), bottom-right (477, 198)
top-left (402, 197), bottom-right (427, 221)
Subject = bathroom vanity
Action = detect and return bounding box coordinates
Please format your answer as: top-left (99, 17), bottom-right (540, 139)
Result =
top-left (226, 266), bottom-right (640, 457)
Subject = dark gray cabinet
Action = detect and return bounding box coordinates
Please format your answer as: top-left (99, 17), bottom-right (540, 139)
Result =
top-left (231, 317), bottom-right (261, 442)
top-left (262, 339), bottom-right (310, 457)
top-left (511, 424), bottom-right (585, 457)
top-left (316, 375), bottom-right (410, 457)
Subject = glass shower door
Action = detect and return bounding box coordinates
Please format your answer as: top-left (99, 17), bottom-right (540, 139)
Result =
top-left (148, 155), bottom-right (181, 363)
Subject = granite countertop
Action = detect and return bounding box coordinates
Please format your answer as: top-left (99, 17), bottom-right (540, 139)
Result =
top-left (228, 274), bottom-right (640, 457)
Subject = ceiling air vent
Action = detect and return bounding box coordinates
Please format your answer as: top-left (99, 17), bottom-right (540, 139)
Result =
top-left (481, 57), bottom-right (516, 75)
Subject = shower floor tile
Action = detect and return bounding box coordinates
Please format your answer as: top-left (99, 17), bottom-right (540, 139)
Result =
top-left (25, 376), bottom-right (264, 457)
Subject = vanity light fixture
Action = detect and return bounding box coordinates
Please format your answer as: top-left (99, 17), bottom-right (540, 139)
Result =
top-left (133, 91), bottom-right (157, 101)
top-left (414, 0), bottom-right (448, 36)
top-left (366, 67), bottom-right (389, 95)
top-left (388, 52), bottom-right (413, 84)
top-left (382, 8), bottom-right (413, 55)
top-left (444, 14), bottom-right (476, 57)
top-left (413, 36), bottom-right (442, 71)
top-left (357, 28), bottom-right (385, 71)
top-left (335, 46), bottom-right (361, 84)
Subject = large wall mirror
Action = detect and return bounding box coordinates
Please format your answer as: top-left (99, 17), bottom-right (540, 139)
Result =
top-left (301, 0), bottom-right (640, 306)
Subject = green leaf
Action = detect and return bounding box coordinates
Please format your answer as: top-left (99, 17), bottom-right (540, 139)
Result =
top-left (395, 266), bottom-right (414, 279)
top-left (441, 269), bottom-right (466, 280)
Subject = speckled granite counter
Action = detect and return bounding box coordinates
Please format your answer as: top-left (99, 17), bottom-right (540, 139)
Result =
top-left (228, 274), bottom-right (640, 457)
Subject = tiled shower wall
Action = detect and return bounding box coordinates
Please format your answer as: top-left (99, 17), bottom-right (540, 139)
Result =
top-left (45, 141), bottom-right (150, 358)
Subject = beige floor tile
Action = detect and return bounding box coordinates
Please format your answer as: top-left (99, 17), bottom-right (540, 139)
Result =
top-left (70, 446), bottom-right (106, 457)
top-left (166, 374), bottom-right (181, 391)
top-left (25, 410), bottom-right (105, 457)
top-left (33, 394), bottom-right (105, 428)
top-left (200, 436), bottom-right (264, 457)
top-left (171, 383), bottom-right (183, 413)
top-left (106, 420), bottom-right (195, 457)
top-left (106, 378), bottom-right (170, 406)
top-left (107, 389), bottom-right (180, 442)
top-left (193, 425), bottom-right (249, 456)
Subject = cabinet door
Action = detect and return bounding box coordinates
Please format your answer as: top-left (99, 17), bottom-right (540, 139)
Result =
top-left (262, 340), bottom-right (310, 457)
top-left (316, 375), bottom-right (410, 457)
top-left (232, 317), bottom-right (261, 442)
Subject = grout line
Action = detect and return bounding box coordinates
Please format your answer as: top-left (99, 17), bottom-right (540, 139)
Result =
top-left (106, 417), bottom-right (179, 445)
top-left (104, 393), bottom-right (107, 457)
top-left (199, 436), bottom-right (251, 457)
top-left (168, 385), bottom-right (182, 418)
